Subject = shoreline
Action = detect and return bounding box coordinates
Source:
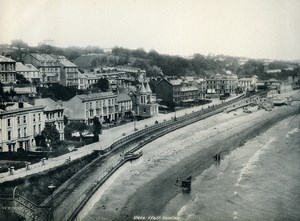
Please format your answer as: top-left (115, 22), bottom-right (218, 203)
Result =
top-left (81, 97), bottom-right (300, 221)
top-left (162, 114), bottom-right (300, 220)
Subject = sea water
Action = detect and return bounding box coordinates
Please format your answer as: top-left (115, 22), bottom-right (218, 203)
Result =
top-left (162, 116), bottom-right (300, 221)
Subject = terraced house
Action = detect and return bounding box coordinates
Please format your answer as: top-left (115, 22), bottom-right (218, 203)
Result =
top-left (0, 102), bottom-right (45, 152)
top-left (206, 73), bottom-right (238, 96)
top-left (156, 78), bottom-right (199, 105)
top-left (23, 53), bottom-right (60, 86)
top-left (16, 62), bottom-right (41, 86)
top-left (34, 98), bottom-right (65, 140)
top-left (59, 59), bottom-right (79, 88)
top-left (62, 92), bottom-right (118, 124)
top-left (0, 55), bottom-right (16, 85)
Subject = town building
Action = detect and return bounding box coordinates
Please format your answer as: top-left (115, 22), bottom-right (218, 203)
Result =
top-left (77, 73), bottom-right (102, 90)
top-left (59, 59), bottom-right (79, 88)
top-left (130, 82), bottom-right (159, 117)
top-left (206, 73), bottom-right (238, 96)
top-left (238, 76), bottom-right (257, 92)
top-left (23, 53), bottom-right (60, 86)
top-left (0, 55), bottom-right (16, 85)
top-left (62, 92), bottom-right (118, 124)
top-left (116, 66), bottom-right (146, 82)
top-left (156, 78), bottom-right (199, 106)
top-left (116, 93), bottom-right (133, 119)
top-left (183, 76), bottom-right (206, 99)
top-left (34, 98), bottom-right (65, 140)
top-left (15, 62), bottom-right (41, 86)
top-left (0, 102), bottom-right (45, 152)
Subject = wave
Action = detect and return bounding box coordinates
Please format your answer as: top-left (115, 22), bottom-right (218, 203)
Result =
top-left (286, 127), bottom-right (300, 138)
top-left (236, 137), bottom-right (276, 186)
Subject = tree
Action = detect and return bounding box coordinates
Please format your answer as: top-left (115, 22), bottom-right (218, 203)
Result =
top-left (16, 73), bottom-right (30, 85)
top-left (92, 117), bottom-right (102, 142)
top-left (93, 78), bottom-right (109, 92)
top-left (41, 123), bottom-right (60, 149)
top-left (64, 122), bottom-right (88, 140)
top-left (11, 39), bottom-right (29, 61)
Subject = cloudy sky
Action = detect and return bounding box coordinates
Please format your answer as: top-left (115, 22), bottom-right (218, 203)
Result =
top-left (1, 0), bottom-right (300, 60)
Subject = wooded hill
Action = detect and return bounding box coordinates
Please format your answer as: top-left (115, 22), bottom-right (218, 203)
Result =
top-left (2, 40), bottom-right (300, 80)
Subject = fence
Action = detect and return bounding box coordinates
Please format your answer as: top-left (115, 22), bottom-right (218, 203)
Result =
top-left (0, 93), bottom-right (246, 184)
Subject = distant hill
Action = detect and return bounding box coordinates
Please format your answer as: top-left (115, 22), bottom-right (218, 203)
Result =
top-left (73, 53), bottom-right (137, 69)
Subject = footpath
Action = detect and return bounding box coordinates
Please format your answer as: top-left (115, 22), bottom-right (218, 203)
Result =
top-left (0, 95), bottom-right (241, 183)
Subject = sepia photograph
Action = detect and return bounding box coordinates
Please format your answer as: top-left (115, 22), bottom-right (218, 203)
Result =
top-left (0, 0), bottom-right (300, 220)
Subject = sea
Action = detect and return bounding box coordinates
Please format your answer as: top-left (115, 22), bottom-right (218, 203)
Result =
top-left (162, 115), bottom-right (300, 221)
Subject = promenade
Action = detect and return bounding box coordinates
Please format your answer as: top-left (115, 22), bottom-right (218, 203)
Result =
top-left (0, 96), bottom-right (237, 183)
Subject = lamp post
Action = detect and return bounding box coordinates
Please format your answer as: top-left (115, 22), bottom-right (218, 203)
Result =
top-left (13, 186), bottom-right (17, 208)
top-left (48, 182), bottom-right (56, 221)
top-left (174, 107), bottom-right (177, 121)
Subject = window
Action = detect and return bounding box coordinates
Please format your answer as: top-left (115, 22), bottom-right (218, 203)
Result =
top-left (18, 129), bottom-right (21, 138)
top-left (33, 114), bottom-right (36, 122)
top-left (24, 127), bottom-right (27, 137)
top-left (33, 125), bottom-right (36, 134)
top-left (8, 131), bottom-right (11, 140)
top-left (23, 116), bottom-right (26, 124)
top-left (38, 113), bottom-right (41, 121)
top-left (7, 118), bottom-right (11, 127)
top-left (38, 124), bottom-right (41, 133)
top-left (17, 116), bottom-right (20, 124)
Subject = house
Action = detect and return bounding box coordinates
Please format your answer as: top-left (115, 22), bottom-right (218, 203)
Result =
top-left (0, 55), bottom-right (16, 85)
top-left (0, 102), bottom-right (45, 152)
top-left (62, 92), bottom-right (118, 124)
top-left (116, 93), bottom-right (133, 119)
top-left (77, 73), bottom-right (102, 90)
top-left (156, 78), bottom-right (199, 106)
top-left (16, 62), bottom-right (41, 86)
top-left (183, 76), bottom-right (206, 99)
top-left (130, 82), bottom-right (159, 117)
top-left (23, 53), bottom-right (60, 86)
top-left (34, 98), bottom-right (65, 140)
top-left (238, 76), bottom-right (257, 92)
top-left (59, 59), bottom-right (79, 88)
top-left (206, 73), bottom-right (238, 96)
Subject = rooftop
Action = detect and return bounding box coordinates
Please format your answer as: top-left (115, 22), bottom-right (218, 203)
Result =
top-left (76, 92), bottom-right (116, 101)
top-left (34, 98), bottom-right (64, 111)
top-left (60, 59), bottom-right (77, 67)
top-left (117, 93), bottom-right (132, 102)
top-left (0, 55), bottom-right (15, 62)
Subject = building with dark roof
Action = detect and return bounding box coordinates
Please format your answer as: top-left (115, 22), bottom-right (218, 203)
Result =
top-left (156, 78), bottom-right (200, 106)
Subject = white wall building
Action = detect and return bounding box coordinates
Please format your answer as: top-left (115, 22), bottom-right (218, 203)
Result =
top-left (0, 102), bottom-right (45, 152)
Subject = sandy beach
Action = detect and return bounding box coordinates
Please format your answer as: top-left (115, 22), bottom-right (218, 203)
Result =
top-left (80, 91), bottom-right (300, 221)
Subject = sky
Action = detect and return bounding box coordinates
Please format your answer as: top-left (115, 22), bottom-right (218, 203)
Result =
top-left (1, 0), bottom-right (300, 60)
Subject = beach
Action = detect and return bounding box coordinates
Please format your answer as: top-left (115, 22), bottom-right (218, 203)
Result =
top-left (80, 92), bottom-right (300, 221)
